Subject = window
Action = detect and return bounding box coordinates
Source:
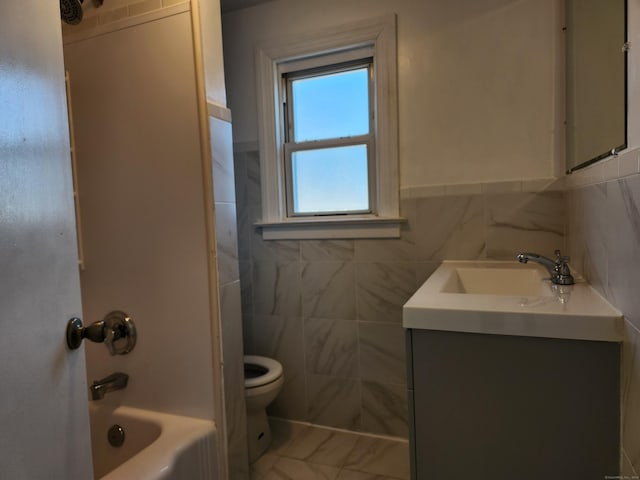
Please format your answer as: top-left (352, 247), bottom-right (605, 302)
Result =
top-left (256, 15), bottom-right (401, 239)
top-left (284, 56), bottom-right (373, 216)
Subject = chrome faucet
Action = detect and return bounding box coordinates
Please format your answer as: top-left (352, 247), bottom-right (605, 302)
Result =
top-left (516, 250), bottom-right (575, 285)
top-left (91, 372), bottom-right (129, 400)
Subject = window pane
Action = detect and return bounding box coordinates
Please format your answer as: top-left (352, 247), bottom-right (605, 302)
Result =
top-left (291, 145), bottom-right (369, 214)
top-left (291, 67), bottom-right (369, 142)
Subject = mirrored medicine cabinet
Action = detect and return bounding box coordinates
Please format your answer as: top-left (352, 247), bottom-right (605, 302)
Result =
top-left (565, 0), bottom-right (628, 173)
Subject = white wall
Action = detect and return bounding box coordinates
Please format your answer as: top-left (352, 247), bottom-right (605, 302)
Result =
top-left (222, 0), bottom-right (563, 187)
top-left (64, 11), bottom-right (217, 420)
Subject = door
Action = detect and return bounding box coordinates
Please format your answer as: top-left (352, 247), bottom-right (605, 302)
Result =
top-left (0, 1), bottom-right (93, 478)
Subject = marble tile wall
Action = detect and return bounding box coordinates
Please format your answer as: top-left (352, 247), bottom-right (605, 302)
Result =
top-left (212, 117), bottom-right (249, 479)
top-left (565, 149), bottom-right (640, 474)
top-left (235, 148), bottom-right (566, 438)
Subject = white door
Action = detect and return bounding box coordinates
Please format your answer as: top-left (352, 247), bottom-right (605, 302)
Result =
top-left (0, 1), bottom-right (93, 478)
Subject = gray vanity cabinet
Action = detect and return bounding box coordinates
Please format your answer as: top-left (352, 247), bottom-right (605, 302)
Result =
top-left (406, 328), bottom-right (620, 480)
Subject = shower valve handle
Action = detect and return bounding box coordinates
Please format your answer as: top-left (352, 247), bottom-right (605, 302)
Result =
top-left (104, 311), bottom-right (137, 355)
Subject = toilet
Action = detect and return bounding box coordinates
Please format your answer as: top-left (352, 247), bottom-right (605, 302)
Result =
top-left (244, 355), bottom-right (284, 462)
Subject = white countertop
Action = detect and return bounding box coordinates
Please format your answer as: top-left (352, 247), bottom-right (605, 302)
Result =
top-left (402, 261), bottom-right (623, 342)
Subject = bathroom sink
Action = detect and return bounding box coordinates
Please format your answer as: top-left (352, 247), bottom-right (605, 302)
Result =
top-left (403, 261), bottom-right (622, 342)
top-left (440, 266), bottom-right (551, 296)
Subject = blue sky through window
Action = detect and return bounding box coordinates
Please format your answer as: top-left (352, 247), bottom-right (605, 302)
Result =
top-left (291, 67), bottom-right (369, 142)
top-left (292, 145), bottom-right (369, 213)
top-left (289, 66), bottom-right (370, 213)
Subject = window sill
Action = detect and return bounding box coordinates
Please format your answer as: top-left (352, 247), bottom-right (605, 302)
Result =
top-left (255, 216), bottom-right (407, 240)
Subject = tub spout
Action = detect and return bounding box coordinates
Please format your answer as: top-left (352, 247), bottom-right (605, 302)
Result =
top-left (91, 372), bottom-right (128, 400)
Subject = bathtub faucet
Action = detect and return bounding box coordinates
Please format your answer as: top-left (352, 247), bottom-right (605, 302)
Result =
top-left (516, 249), bottom-right (575, 285)
top-left (91, 372), bottom-right (129, 400)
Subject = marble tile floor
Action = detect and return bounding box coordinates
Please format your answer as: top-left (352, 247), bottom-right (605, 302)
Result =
top-left (250, 418), bottom-right (410, 480)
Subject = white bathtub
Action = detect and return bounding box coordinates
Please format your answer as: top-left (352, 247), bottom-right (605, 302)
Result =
top-left (89, 404), bottom-right (217, 480)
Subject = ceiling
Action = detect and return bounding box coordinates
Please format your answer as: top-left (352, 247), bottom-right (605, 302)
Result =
top-left (219, 0), bottom-right (277, 14)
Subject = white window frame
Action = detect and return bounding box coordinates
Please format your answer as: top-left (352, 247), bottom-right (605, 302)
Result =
top-left (282, 52), bottom-right (375, 217)
top-left (255, 14), bottom-right (401, 240)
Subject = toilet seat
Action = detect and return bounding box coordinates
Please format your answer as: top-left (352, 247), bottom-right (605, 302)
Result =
top-left (244, 355), bottom-right (283, 388)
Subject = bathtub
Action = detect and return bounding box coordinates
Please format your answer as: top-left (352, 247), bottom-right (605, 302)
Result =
top-left (89, 403), bottom-right (217, 480)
